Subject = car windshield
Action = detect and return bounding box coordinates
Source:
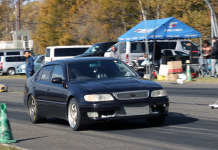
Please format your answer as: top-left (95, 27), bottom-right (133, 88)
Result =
top-left (84, 44), bottom-right (100, 54)
top-left (33, 56), bottom-right (38, 61)
top-left (68, 60), bottom-right (138, 81)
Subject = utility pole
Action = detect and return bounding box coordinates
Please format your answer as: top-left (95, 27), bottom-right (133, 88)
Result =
top-left (17, 0), bottom-right (21, 30)
top-left (205, 0), bottom-right (218, 42)
top-left (138, 0), bottom-right (151, 79)
top-left (157, 4), bottom-right (160, 19)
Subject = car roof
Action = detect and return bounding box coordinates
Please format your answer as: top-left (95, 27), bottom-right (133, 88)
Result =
top-left (127, 40), bottom-right (192, 42)
top-left (92, 42), bottom-right (117, 45)
top-left (0, 49), bottom-right (25, 51)
top-left (45, 57), bottom-right (118, 65)
top-left (46, 45), bottom-right (92, 48)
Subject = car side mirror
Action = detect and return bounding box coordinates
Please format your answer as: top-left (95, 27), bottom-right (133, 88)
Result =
top-left (52, 77), bottom-right (62, 84)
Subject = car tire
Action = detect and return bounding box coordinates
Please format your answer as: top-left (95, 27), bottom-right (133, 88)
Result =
top-left (28, 95), bottom-right (45, 123)
top-left (147, 116), bottom-right (166, 126)
top-left (68, 98), bottom-right (82, 131)
top-left (7, 68), bottom-right (15, 75)
top-left (0, 72), bottom-right (3, 76)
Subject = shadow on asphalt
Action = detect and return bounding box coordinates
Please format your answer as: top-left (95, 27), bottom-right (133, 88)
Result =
top-left (17, 136), bottom-right (48, 143)
top-left (43, 112), bottom-right (199, 131)
top-left (86, 112), bottom-right (199, 131)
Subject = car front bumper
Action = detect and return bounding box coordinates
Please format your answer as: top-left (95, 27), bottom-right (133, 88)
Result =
top-left (79, 97), bottom-right (169, 123)
top-left (16, 68), bottom-right (26, 74)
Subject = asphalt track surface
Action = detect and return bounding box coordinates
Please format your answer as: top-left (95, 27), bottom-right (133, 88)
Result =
top-left (0, 79), bottom-right (218, 150)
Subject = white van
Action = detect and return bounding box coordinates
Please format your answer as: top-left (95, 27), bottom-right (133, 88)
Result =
top-left (0, 55), bottom-right (26, 75)
top-left (105, 40), bottom-right (199, 66)
top-left (44, 45), bottom-right (91, 63)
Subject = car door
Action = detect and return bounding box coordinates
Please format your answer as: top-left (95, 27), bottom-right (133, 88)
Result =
top-left (46, 64), bottom-right (67, 118)
top-left (34, 65), bottom-right (54, 116)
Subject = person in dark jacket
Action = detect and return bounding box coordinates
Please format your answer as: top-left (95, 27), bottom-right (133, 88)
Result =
top-left (25, 51), bottom-right (34, 78)
top-left (210, 37), bottom-right (218, 77)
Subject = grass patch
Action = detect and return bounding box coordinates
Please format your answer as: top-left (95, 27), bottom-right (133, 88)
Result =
top-left (191, 77), bottom-right (218, 83)
top-left (0, 144), bottom-right (22, 150)
top-left (0, 75), bottom-right (26, 79)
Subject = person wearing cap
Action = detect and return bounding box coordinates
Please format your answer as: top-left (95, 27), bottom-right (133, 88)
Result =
top-left (210, 37), bottom-right (218, 77)
top-left (25, 51), bottom-right (34, 78)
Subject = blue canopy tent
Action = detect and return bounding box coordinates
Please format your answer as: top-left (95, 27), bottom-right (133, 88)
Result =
top-left (118, 17), bottom-right (202, 78)
top-left (118, 17), bottom-right (201, 41)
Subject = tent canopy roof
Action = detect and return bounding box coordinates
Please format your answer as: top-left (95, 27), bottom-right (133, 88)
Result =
top-left (118, 17), bottom-right (201, 41)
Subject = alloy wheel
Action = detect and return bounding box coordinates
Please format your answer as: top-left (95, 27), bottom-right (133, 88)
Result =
top-left (68, 103), bottom-right (78, 128)
top-left (29, 98), bottom-right (36, 119)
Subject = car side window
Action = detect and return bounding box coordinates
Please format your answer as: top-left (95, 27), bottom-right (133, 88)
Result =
top-left (36, 65), bottom-right (53, 81)
top-left (6, 52), bottom-right (20, 55)
top-left (131, 42), bottom-right (145, 53)
top-left (118, 43), bottom-right (126, 53)
top-left (46, 49), bottom-right (50, 57)
top-left (36, 56), bottom-right (44, 63)
top-left (51, 65), bottom-right (65, 80)
top-left (181, 41), bottom-right (198, 51)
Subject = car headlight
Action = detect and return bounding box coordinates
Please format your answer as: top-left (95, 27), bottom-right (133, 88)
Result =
top-left (20, 64), bottom-right (26, 70)
top-left (151, 89), bottom-right (167, 97)
top-left (84, 94), bottom-right (114, 102)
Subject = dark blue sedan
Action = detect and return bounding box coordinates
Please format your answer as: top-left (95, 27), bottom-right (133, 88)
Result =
top-left (24, 57), bottom-right (169, 131)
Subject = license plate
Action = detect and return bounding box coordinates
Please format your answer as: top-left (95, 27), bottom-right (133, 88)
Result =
top-left (115, 103), bottom-right (149, 116)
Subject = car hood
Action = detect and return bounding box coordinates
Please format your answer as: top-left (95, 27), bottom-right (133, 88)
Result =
top-left (75, 78), bottom-right (163, 93)
top-left (17, 63), bottom-right (26, 68)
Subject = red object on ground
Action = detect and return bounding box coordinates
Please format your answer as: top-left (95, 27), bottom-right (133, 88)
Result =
top-left (191, 73), bottom-right (197, 78)
top-left (152, 71), bottom-right (157, 78)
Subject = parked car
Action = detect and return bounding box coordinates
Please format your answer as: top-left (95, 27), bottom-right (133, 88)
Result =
top-left (105, 40), bottom-right (199, 66)
top-left (0, 55), bottom-right (26, 75)
top-left (16, 55), bottom-right (45, 74)
top-left (76, 42), bottom-right (117, 57)
top-left (44, 45), bottom-right (91, 63)
top-left (24, 57), bottom-right (169, 131)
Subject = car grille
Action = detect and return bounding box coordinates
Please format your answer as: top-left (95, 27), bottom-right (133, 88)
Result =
top-left (113, 90), bottom-right (149, 100)
top-left (115, 103), bottom-right (149, 116)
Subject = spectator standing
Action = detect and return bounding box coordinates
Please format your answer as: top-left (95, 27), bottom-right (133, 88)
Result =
top-left (110, 46), bottom-right (119, 59)
top-left (202, 40), bottom-right (212, 59)
top-left (138, 53), bottom-right (149, 66)
top-left (25, 51), bottom-right (34, 78)
top-left (210, 37), bottom-right (218, 77)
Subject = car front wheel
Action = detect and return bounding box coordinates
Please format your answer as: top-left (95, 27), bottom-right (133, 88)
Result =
top-left (68, 98), bottom-right (82, 131)
top-left (7, 68), bottom-right (15, 75)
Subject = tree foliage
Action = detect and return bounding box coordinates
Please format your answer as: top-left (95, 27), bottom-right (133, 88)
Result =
top-left (0, 0), bottom-right (217, 54)
top-left (0, 0), bottom-right (14, 40)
